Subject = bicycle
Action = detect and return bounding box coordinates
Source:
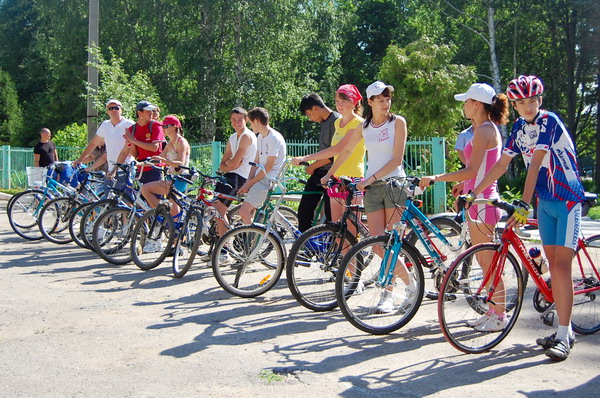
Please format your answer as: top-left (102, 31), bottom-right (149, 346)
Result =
top-left (72, 162), bottom-right (139, 251)
top-left (438, 197), bottom-right (600, 353)
top-left (210, 159), bottom-right (305, 298)
top-left (334, 178), bottom-right (436, 334)
top-left (285, 176), bottom-right (371, 312)
top-left (90, 162), bottom-right (153, 265)
top-left (7, 163), bottom-right (79, 240)
top-left (172, 172), bottom-right (240, 278)
top-left (38, 168), bottom-right (105, 244)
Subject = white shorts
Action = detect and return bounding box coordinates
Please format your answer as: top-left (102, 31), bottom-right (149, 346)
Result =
top-left (245, 178), bottom-right (271, 209)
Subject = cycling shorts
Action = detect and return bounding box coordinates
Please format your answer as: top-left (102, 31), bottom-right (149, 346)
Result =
top-left (538, 200), bottom-right (581, 249)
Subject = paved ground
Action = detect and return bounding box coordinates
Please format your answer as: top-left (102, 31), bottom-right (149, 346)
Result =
top-left (1, 200), bottom-right (600, 397)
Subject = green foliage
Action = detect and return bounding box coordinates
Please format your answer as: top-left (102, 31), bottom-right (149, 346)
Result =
top-left (379, 37), bottom-right (477, 139)
top-left (588, 206), bottom-right (600, 220)
top-left (86, 46), bottom-right (163, 121)
top-left (0, 68), bottom-right (23, 144)
top-left (53, 123), bottom-right (88, 148)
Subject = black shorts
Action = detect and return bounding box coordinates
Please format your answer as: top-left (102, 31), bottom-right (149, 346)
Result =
top-left (215, 172), bottom-right (246, 206)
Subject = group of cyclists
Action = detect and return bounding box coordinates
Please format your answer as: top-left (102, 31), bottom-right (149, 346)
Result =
top-left (18, 74), bottom-right (586, 362)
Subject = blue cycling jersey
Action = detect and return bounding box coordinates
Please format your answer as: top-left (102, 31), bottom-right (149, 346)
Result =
top-left (503, 110), bottom-right (585, 203)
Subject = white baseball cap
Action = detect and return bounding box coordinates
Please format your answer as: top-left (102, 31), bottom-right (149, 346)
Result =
top-left (366, 81), bottom-right (394, 98)
top-left (454, 83), bottom-right (497, 104)
top-left (105, 99), bottom-right (122, 108)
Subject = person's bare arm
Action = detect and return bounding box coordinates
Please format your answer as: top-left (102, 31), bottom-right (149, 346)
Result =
top-left (74, 135), bottom-right (104, 166)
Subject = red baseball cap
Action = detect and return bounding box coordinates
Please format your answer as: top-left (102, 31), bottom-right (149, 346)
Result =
top-left (162, 115), bottom-right (181, 128)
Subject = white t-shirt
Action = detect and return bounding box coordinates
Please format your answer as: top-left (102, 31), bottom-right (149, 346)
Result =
top-left (257, 128), bottom-right (286, 178)
top-left (227, 127), bottom-right (257, 179)
top-left (363, 116), bottom-right (406, 180)
top-left (96, 118), bottom-right (135, 166)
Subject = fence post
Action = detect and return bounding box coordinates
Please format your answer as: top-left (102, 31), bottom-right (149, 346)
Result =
top-left (211, 141), bottom-right (221, 174)
top-left (1, 145), bottom-right (10, 189)
top-left (430, 137), bottom-right (446, 213)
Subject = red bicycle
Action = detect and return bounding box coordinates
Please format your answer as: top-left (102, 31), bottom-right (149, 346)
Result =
top-left (438, 198), bottom-right (600, 353)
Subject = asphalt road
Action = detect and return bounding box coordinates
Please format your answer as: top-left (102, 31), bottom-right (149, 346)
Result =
top-left (1, 200), bottom-right (599, 397)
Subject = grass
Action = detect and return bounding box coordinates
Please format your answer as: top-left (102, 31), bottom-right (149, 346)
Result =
top-left (0, 188), bottom-right (22, 195)
top-left (259, 369), bottom-right (285, 384)
top-left (588, 206), bottom-right (600, 220)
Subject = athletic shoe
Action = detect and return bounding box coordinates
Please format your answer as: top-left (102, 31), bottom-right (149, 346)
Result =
top-left (467, 312), bottom-right (492, 327)
top-left (218, 251), bottom-right (230, 263)
top-left (399, 283), bottom-right (418, 312)
top-left (545, 339), bottom-right (570, 361)
top-left (536, 333), bottom-right (576, 350)
top-left (375, 290), bottom-right (394, 314)
top-left (143, 238), bottom-right (164, 254)
top-left (474, 313), bottom-right (509, 332)
top-left (355, 280), bottom-right (365, 295)
top-left (199, 251), bottom-right (213, 261)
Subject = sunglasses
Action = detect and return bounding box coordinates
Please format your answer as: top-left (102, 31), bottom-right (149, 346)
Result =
top-left (163, 124), bottom-right (175, 129)
top-left (108, 106), bottom-right (121, 111)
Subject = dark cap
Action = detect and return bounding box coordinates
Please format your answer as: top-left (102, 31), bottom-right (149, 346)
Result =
top-left (135, 101), bottom-right (157, 112)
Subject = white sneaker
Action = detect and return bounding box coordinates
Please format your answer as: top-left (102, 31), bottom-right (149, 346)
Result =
top-left (376, 290), bottom-right (395, 313)
top-left (474, 313), bottom-right (509, 332)
top-left (355, 280), bottom-right (365, 295)
top-left (399, 282), bottom-right (418, 312)
top-left (218, 251), bottom-right (229, 263)
top-left (143, 238), bottom-right (164, 253)
top-left (467, 312), bottom-right (493, 327)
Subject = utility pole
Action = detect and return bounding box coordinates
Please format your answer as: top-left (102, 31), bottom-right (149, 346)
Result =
top-left (86, 0), bottom-right (99, 142)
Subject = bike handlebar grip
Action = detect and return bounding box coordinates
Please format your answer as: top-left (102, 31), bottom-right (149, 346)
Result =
top-left (299, 161), bottom-right (310, 166)
top-left (249, 161), bottom-right (258, 167)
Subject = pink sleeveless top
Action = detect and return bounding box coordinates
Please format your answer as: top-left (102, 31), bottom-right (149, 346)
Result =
top-left (463, 121), bottom-right (500, 199)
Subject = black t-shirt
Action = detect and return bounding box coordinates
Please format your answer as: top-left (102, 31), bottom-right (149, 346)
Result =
top-left (34, 141), bottom-right (57, 167)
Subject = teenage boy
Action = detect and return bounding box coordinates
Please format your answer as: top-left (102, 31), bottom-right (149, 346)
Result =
top-left (468, 75), bottom-right (585, 361)
top-left (114, 100), bottom-right (165, 185)
top-left (201, 107), bottom-right (257, 261)
top-left (73, 99), bottom-right (134, 171)
top-left (296, 94), bottom-right (338, 231)
top-left (237, 107), bottom-right (286, 225)
top-left (34, 128), bottom-right (59, 167)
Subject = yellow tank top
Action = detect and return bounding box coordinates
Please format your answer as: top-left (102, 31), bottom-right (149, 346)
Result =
top-left (331, 116), bottom-right (365, 177)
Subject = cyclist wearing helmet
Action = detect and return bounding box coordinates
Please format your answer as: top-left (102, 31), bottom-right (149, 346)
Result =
top-left (469, 75), bottom-right (585, 361)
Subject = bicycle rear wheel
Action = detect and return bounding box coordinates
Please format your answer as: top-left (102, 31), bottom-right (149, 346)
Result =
top-left (335, 235), bottom-right (425, 335)
top-left (130, 208), bottom-right (175, 270)
top-left (80, 198), bottom-right (117, 250)
top-left (438, 243), bottom-right (524, 353)
top-left (286, 223), bottom-right (356, 311)
top-left (212, 225), bottom-right (285, 298)
top-left (7, 189), bottom-right (51, 240)
top-left (172, 211), bottom-right (201, 278)
top-left (92, 207), bottom-right (136, 265)
top-left (571, 234), bottom-right (600, 334)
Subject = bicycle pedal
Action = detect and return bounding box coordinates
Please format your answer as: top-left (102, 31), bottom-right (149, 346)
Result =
top-left (541, 310), bottom-right (555, 327)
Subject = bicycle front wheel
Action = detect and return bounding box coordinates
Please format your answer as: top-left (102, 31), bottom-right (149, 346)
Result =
top-left (131, 208), bottom-right (175, 270)
top-left (39, 197), bottom-right (79, 244)
top-left (172, 211), bottom-right (201, 278)
top-left (438, 243), bottom-right (524, 353)
top-left (7, 189), bottom-right (51, 240)
top-left (335, 235), bottom-right (425, 335)
top-left (212, 225), bottom-right (285, 298)
top-left (92, 207), bottom-right (137, 265)
top-left (286, 223), bottom-right (357, 312)
top-left (571, 234), bottom-right (600, 334)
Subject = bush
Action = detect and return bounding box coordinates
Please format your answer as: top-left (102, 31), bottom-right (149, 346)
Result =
top-left (53, 123), bottom-right (88, 147)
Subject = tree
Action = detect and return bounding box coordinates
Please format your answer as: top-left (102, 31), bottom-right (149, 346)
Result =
top-left (379, 37), bottom-right (476, 139)
top-left (85, 46), bottom-right (162, 122)
top-left (0, 68), bottom-right (23, 144)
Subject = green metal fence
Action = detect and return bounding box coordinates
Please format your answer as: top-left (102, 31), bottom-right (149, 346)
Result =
top-left (1, 137), bottom-right (447, 212)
